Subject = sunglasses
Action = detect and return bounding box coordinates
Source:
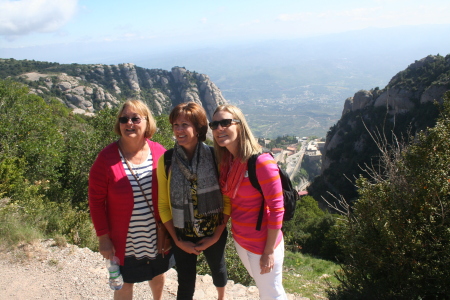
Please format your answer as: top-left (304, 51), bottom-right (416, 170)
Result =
top-left (118, 116), bottom-right (146, 124)
top-left (209, 119), bottom-right (241, 130)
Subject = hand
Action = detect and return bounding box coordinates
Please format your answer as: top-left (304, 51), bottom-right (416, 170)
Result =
top-left (177, 240), bottom-right (201, 255)
top-left (194, 236), bottom-right (217, 252)
top-left (98, 235), bottom-right (115, 260)
top-left (260, 253), bottom-right (274, 274)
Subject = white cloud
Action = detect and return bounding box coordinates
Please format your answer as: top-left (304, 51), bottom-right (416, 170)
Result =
top-left (0, 0), bottom-right (78, 37)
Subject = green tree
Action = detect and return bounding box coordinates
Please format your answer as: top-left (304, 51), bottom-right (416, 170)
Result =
top-left (0, 80), bottom-right (65, 184)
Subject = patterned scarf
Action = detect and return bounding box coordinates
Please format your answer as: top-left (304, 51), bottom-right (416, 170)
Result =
top-left (170, 142), bottom-right (223, 229)
top-left (219, 152), bottom-right (248, 199)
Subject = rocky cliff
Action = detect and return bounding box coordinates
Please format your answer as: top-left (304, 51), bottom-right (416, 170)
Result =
top-left (1, 60), bottom-right (227, 120)
top-left (309, 54), bottom-right (450, 206)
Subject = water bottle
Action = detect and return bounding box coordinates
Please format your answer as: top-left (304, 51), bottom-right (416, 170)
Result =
top-left (106, 256), bottom-right (123, 290)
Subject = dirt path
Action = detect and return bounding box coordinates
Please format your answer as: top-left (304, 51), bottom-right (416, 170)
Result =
top-left (0, 239), bottom-right (307, 300)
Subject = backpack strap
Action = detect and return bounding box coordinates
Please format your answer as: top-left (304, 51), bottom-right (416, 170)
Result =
top-left (164, 146), bottom-right (217, 177)
top-left (247, 154), bottom-right (261, 192)
top-left (164, 148), bottom-right (174, 176)
top-left (247, 153), bottom-right (266, 231)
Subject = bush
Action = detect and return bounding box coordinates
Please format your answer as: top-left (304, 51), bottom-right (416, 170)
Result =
top-left (0, 181), bottom-right (97, 250)
top-left (0, 198), bottom-right (43, 247)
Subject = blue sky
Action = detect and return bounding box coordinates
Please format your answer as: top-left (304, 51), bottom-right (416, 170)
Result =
top-left (1, 0), bottom-right (449, 52)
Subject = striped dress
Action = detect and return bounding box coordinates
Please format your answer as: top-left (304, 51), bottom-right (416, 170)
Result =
top-left (119, 150), bottom-right (158, 259)
top-left (230, 153), bottom-right (285, 255)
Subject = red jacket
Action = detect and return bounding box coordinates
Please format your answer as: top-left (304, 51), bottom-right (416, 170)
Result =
top-left (88, 140), bottom-right (166, 265)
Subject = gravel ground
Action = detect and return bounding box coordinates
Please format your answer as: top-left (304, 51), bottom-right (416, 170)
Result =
top-left (0, 239), bottom-right (308, 300)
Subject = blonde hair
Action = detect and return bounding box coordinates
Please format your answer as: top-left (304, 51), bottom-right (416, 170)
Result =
top-left (212, 104), bottom-right (261, 163)
top-left (114, 100), bottom-right (157, 138)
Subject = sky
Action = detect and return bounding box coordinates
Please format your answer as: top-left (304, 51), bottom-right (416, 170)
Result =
top-left (1, 0), bottom-right (450, 62)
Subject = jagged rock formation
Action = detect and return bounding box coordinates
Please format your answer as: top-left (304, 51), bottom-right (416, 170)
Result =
top-left (309, 54), bottom-right (450, 207)
top-left (170, 67), bottom-right (226, 119)
top-left (341, 55), bottom-right (449, 116)
top-left (2, 60), bottom-right (227, 119)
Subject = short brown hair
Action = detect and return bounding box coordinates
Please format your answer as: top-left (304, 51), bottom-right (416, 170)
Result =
top-left (169, 102), bottom-right (208, 142)
top-left (114, 100), bottom-right (157, 138)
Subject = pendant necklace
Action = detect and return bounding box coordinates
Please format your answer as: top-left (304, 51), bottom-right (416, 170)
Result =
top-left (131, 146), bottom-right (146, 179)
top-left (121, 141), bottom-right (146, 180)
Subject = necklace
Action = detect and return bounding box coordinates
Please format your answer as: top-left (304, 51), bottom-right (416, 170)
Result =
top-left (118, 140), bottom-right (146, 180)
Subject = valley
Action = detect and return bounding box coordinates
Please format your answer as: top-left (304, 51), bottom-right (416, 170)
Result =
top-left (236, 94), bottom-right (343, 139)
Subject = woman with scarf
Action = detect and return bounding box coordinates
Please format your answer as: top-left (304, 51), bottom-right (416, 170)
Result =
top-left (157, 102), bottom-right (230, 300)
top-left (211, 104), bottom-right (287, 300)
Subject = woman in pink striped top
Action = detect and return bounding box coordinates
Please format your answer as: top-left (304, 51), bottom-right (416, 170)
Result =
top-left (210, 104), bottom-right (287, 300)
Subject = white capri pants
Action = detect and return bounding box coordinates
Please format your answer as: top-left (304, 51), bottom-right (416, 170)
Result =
top-left (234, 238), bottom-right (288, 300)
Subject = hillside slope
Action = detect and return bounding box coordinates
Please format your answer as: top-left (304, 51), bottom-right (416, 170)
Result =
top-left (308, 54), bottom-right (450, 207)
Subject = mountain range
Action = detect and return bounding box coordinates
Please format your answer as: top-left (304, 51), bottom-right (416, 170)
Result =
top-left (3, 24), bottom-right (450, 138)
top-left (0, 60), bottom-right (226, 121)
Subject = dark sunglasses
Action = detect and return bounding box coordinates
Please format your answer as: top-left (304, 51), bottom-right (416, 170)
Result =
top-left (209, 119), bottom-right (240, 130)
top-left (118, 116), bottom-right (146, 124)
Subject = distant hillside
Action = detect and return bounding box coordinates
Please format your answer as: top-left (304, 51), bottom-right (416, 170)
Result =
top-left (0, 59), bottom-right (227, 120)
top-left (308, 54), bottom-right (450, 207)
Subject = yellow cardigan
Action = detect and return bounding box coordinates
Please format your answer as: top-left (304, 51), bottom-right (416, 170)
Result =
top-left (156, 154), bottom-right (231, 224)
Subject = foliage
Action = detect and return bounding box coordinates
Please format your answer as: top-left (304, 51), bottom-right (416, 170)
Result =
top-left (0, 155), bottom-right (27, 199)
top-left (0, 211), bottom-right (44, 247)
top-left (302, 156), bottom-right (322, 180)
top-left (283, 196), bottom-right (340, 260)
top-left (389, 54), bottom-right (450, 93)
top-left (51, 107), bottom-right (118, 207)
top-left (266, 135), bottom-right (298, 149)
top-left (153, 114), bottom-right (175, 149)
top-left (0, 81), bottom-right (65, 185)
top-left (292, 168), bottom-right (308, 184)
top-left (0, 189), bottom-right (97, 249)
top-left (328, 92), bottom-right (450, 299)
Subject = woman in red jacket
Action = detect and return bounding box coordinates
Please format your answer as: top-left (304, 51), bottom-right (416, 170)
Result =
top-left (89, 100), bottom-right (174, 300)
